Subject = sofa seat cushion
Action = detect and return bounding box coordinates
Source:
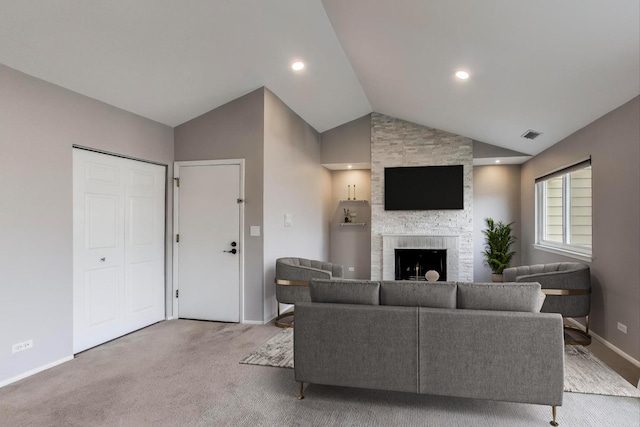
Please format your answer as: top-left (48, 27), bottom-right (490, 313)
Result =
top-left (310, 279), bottom-right (380, 305)
top-left (380, 281), bottom-right (457, 308)
top-left (457, 282), bottom-right (544, 312)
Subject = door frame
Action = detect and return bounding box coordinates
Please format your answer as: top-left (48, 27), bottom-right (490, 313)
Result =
top-left (173, 159), bottom-right (245, 322)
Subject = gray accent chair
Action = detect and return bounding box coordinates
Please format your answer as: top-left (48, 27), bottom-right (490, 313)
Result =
top-left (274, 257), bottom-right (343, 328)
top-left (503, 262), bottom-right (591, 345)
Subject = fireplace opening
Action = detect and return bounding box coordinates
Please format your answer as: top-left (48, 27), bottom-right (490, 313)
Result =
top-left (395, 249), bottom-right (447, 281)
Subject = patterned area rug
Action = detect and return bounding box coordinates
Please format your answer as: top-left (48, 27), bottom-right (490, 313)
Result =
top-left (240, 329), bottom-right (640, 398)
top-left (564, 345), bottom-right (640, 398)
top-left (240, 328), bottom-right (294, 368)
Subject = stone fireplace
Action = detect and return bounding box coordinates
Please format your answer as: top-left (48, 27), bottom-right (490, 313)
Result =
top-left (382, 235), bottom-right (459, 281)
top-left (395, 249), bottom-right (447, 281)
top-left (370, 113), bottom-right (473, 281)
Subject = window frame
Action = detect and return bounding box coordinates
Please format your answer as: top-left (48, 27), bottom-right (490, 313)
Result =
top-left (534, 159), bottom-right (592, 261)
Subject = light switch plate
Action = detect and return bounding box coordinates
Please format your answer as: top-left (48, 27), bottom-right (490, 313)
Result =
top-left (250, 226), bottom-right (261, 236)
top-left (284, 213), bottom-right (293, 227)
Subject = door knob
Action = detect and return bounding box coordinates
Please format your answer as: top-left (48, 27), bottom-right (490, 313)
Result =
top-left (223, 248), bottom-right (237, 254)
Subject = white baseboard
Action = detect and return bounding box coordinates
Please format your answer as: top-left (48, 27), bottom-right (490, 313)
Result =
top-left (242, 320), bottom-right (265, 325)
top-left (566, 318), bottom-right (640, 369)
top-left (166, 316), bottom-right (174, 320)
top-left (0, 355), bottom-right (74, 388)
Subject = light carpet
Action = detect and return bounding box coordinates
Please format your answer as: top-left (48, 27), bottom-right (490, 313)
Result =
top-left (2, 320), bottom-right (638, 427)
top-left (241, 328), bottom-right (640, 398)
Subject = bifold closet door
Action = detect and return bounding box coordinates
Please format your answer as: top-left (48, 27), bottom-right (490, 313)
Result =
top-left (73, 149), bottom-right (165, 353)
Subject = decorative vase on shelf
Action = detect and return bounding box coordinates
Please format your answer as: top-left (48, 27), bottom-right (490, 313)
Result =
top-left (491, 273), bottom-right (504, 283)
top-left (343, 208), bottom-right (352, 223)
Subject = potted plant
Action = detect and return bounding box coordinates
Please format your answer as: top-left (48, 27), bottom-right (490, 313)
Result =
top-left (482, 218), bottom-right (517, 282)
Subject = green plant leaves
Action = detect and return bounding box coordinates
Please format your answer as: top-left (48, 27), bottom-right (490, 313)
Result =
top-left (482, 217), bottom-right (517, 274)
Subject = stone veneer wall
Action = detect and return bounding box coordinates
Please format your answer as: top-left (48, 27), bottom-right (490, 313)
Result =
top-left (370, 113), bottom-right (474, 281)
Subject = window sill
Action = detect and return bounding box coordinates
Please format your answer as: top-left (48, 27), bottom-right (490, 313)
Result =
top-left (533, 244), bottom-right (592, 263)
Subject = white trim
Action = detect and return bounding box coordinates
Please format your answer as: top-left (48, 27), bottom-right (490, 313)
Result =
top-left (0, 356), bottom-right (74, 388)
top-left (533, 244), bottom-right (593, 263)
top-left (534, 156), bottom-right (592, 181)
top-left (173, 159), bottom-right (246, 323)
top-left (566, 318), bottom-right (640, 370)
top-left (166, 316), bottom-right (174, 320)
top-left (242, 320), bottom-right (266, 325)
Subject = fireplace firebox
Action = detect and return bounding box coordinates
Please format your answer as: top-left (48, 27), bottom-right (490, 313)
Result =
top-left (394, 249), bottom-right (447, 281)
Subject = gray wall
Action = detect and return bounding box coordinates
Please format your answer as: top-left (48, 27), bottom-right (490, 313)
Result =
top-left (321, 114), bottom-right (371, 165)
top-left (473, 165), bottom-right (522, 282)
top-left (174, 88), bottom-right (265, 323)
top-left (330, 170), bottom-right (372, 279)
top-left (521, 96), bottom-right (640, 361)
top-left (263, 89), bottom-right (332, 321)
top-left (0, 64), bottom-right (174, 385)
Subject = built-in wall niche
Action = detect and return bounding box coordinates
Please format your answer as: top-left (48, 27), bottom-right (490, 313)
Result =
top-left (339, 199), bottom-right (368, 225)
top-left (330, 169), bottom-right (372, 280)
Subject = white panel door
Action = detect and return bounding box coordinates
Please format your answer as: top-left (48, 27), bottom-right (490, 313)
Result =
top-left (176, 163), bottom-right (241, 322)
top-left (124, 162), bottom-right (166, 331)
top-left (73, 149), bottom-right (165, 353)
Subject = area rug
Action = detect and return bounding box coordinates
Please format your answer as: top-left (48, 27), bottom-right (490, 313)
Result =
top-left (239, 328), bottom-right (294, 368)
top-left (564, 345), bottom-right (640, 398)
top-left (241, 329), bottom-right (640, 398)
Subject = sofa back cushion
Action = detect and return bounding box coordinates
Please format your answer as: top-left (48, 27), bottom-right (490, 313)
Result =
top-left (310, 279), bottom-right (380, 305)
top-left (457, 282), bottom-right (544, 312)
top-left (380, 281), bottom-right (457, 308)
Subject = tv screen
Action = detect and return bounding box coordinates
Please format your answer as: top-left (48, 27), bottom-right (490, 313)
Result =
top-left (384, 165), bottom-right (464, 210)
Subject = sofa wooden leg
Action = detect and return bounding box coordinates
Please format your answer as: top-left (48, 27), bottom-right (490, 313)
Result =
top-left (550, 406), bottom-right (558, 426)
top-left (297, 382), bottom-right (304, 400)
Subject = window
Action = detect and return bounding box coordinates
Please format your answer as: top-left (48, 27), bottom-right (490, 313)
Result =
top-left (535, 159), bottom-right (592, 258)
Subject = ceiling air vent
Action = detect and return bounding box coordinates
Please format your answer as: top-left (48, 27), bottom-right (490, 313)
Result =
top-left (521, 129), bottom-right (542, 140)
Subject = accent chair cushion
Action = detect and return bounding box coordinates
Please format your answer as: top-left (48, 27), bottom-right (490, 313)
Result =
top-left (310, 279), bottom-right (380, 305)
top-left (456, 282), bottom-right (545, 313)
top-left (380, 281), bottom-right (457, 308)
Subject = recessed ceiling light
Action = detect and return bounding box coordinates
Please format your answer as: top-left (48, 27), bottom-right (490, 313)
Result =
top-left (455, 70), bottom-right (470, 80)
top-left (495, 160), bottom-right (501, 163)
top-left (347, 165), bottom-right (353, 169)
top-left (291, 61), bottom-right (305, 71)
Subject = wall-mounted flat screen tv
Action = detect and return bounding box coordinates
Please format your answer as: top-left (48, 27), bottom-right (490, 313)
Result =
top-left (384, 165), bottom-right (464, 210)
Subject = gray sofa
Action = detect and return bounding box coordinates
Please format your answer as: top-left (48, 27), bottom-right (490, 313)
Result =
top-left (295, 279), bottom-right (565, 425)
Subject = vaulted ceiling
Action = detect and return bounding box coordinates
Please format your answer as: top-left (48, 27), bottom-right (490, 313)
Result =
top-left (1, 0), bottom-right (638, 157)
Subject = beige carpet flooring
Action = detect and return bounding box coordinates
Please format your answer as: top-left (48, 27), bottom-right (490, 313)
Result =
top-left (240, 328), bottom-right (640, 398)
top-left (1, 320), bottom-right (639, 427)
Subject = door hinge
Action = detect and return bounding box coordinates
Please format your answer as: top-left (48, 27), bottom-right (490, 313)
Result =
top-left (175, 289), bottom-right (179, 298)
top-left (174, 177), bottom-right (179, 187)
top-left (176, 234), bottom-right (179, 243)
